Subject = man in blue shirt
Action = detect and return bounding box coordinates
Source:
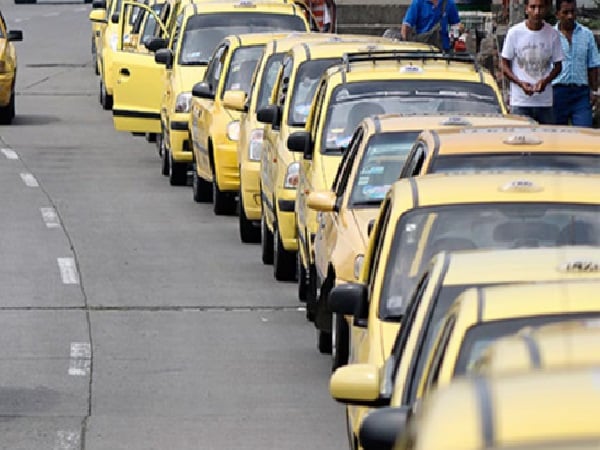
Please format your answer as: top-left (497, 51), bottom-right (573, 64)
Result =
top-left (553, 0), bottom-right (600, 126)
top-left (401, 0), bottom-right (460, 51)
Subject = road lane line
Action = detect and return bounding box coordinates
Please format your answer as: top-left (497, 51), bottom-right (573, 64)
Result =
top-left (68, 342), bottom-right (91, 376)
top-left (20, 173), bottom-right (39, 187)
top-left (41, 207), bottom-right (61, 228)
top-left (57, 258), bottom-right (79, 284)
top-left (54, 430), bottom-right (80, 450)
top-left (1, 148), bottom-right (18, 159)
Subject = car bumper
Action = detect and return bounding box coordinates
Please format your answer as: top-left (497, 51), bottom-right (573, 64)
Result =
top-left (240, 160), bottom-right (261, 220)
top-left (276, 188), bottom-right (298, 251)
top-left (0, 74), bottom-right (14, 105)
top-left (169, 116), bottom-right (192, 163)
top-left (215, 142), bottom-right (239, 192)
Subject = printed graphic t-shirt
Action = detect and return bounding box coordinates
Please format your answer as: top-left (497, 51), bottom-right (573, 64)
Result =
top-left (501, 21), bottom-right (564, 107)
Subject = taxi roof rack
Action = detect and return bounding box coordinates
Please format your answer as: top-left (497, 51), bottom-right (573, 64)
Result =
top-left (341, 50), bottom-right (482, 76)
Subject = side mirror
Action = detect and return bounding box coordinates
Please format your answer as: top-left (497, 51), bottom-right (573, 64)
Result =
top-left (154, 48), bottom-right (173, 69)
top-left (91, 0), bottom-right (106, 8)
top-left (329, 364), bottom-right (385, 406)
top-left (88, 9), bottom-right (107, 23)
top-left (359, 407), bottom-right (411, 450)
top-left (111, 12), bottom-right (120, 24)
top-left (7, 30), bottom-right (23, 42)
top-left (145, 37), bottom-right (168, 52)
top-left (287, 131), bottom-right (313, 160)
top-left (328, 283), bottom-right (369, 327)
top-left (223, 90), bottom-right (247, 112)
top-left (367, 219), bottom-right (376, 237)
top-left (192, 81), bottom-right (214, 100)
top-left (307, 191), bottom-right (336, 212)
top-left (256, 104), bottom-right (280, 126)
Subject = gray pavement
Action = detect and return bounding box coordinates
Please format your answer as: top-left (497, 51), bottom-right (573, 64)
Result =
top-left (0, 1), bottom-right (347, 448)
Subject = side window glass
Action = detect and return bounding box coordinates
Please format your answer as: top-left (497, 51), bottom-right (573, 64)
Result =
top-left (423, 315), bottom-right (456, 392)
top-left (310, 80), bottom-right (326, 142)
top-left (204, 45), bottom-right (226, 91)
top-left (366, 200), bottom-right (392, 293)
top-left (170, 17), bottom-right (182, 52)
top-left (409, 144), bottom-right (427, 177)
top-left (333, 127), bottom-right (363, 197)
top-left (276, 57), bottom-right (293, 109)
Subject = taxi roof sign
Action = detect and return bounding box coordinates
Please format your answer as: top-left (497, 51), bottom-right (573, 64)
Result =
top-left (558, 260), bottom-right (600, 273)
top-left (503, 134), bottom-right (543, 145)
top-left (499, 179), bottom-right (543, 193)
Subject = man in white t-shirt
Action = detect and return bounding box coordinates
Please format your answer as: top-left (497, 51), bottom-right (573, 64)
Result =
top-left (501, 0), bottom-right (564, 124)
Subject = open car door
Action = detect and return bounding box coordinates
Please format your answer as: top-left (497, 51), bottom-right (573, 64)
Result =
top-left (112, 1), bottom-right (167, 133)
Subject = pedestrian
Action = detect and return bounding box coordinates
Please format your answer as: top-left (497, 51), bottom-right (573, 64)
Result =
top-left (501, 0), bottom-right (564, 124)
top-left (321, 0), bottom-right (334, 33)
top-left (552, 0), bottom-right (600, 127)
top-left (400, 0), bottom-right (461, 52)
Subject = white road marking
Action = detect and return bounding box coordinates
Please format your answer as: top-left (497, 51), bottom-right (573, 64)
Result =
top-left (57, 258), bottom-right (79, 284)
top-left (20, 173), bottom-right (39, 187)
top-left (54, 430), bottom-right (80, 450)
top-left (1, 148), bottom-right (18, 159)
top-left (41, 207), bottom-right (61, 228)
top-left (68, 342), bottom-right (91, 376)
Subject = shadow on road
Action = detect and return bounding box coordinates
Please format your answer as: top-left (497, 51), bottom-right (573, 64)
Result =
top-left (6, 115), bottom-right (61, 126)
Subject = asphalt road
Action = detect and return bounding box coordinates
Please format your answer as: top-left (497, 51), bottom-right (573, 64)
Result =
top-left (0, 2), bottom-right (347, 448)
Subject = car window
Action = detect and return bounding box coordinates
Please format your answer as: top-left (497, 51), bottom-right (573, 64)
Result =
top-left (366, 199), bottom-right (392, 297)
top-left (401, 142), bottom-right (427, 178)
top-left (203, 44), bottom-right (227, 92)
top-left (256, 53), bottom-right (285, 110)
top-left (333, 126), bottom-right (364, 198)
top-left (223, 45), bottom-right (265, 97)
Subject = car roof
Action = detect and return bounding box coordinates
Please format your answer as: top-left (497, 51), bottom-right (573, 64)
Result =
top-left (286, 39), bottom-right (431, 59)
top-left (420, 125), bottom-right (600, 155)
top-left (224, 31), bottom-right (292, 46)
top-left (181, 1), bottom-right (306, 14)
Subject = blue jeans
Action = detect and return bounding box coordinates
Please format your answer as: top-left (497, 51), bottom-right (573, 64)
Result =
top-left (553, 85), bottom-right (593, 127)
top-left (510, 106), bottom-right (554, 125)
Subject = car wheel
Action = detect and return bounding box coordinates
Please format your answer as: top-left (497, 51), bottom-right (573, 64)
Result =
top-left (239, 192), bottom-right (260, 243)
top-left (212, 177), bottom-right (236, 216)
top-left (273, 225), bottom-right (296, 281)
top-left (261, 214), bottom-right (274, 265)
top-left (317, 329), bottom-right (332, 354)
top-left (0, 92), bottom-right (15, 125)
top-left (169, 152), bottom-right (188, 186)
top-left (99, 79), bottom-right (113, 110)
top-left (331, 312), bottom-right (349, 371)
top-left (192, 166), bottom-right (212, 203)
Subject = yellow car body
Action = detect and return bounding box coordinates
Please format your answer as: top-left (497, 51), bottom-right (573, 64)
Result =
top-left (188, 10), bottom-right (310, 215)
top-left (257, 38), bottom-right (416, 281)
top-left (326, 171), bottom-right (600, 449)
top-left (288, 52), bottom-right (508, 334)
top-left (0, 11), bottom-right (22, 124)
top-left (415, 281), bottom-right (600, 401)
top-left (400, 125), bottom-right (600, 177)
top-left (306, 113), bottom-right (533, 369)
top-left (393, 366), bottom-right (600, 450)
top-left (473, 316), bottom-right (600, 376)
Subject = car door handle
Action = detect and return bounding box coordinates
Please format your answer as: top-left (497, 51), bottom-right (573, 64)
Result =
top-left (120, 68), bottom-right (130, 76)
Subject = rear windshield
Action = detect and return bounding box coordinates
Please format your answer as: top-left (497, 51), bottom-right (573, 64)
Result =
top-left (223, 46), bottom-right (265, 96)
top-left (321, 80), bottom-right (501, 154)
top-left (431, 153), bottom-right (600, 174)
top-left (178, 13), bottom-right (307, 65)
top-left (288, 58), bottom-right (342, 126)
top-left (350, 131), bottom-right (420, 207)
top-left (380, 203), bottom-right (600, 319)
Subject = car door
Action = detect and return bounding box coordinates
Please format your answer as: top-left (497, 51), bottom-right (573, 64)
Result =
top-left (112, 1), bottom-right (168, 133)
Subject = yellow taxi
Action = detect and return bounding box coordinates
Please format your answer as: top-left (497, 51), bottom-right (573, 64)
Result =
top-left (0, 11), bottom-right (22, 125)
top-left (287, 51), bottom-right (508, 334)
top-left (306, 113), bottom-right (533, 369)
top-left (388, 366), bottom-right (600, 450)
top-left (188, 21), bottom-right (311, 216)
top-left (222, 32), bottom-right (330, 242)
top-left (90, 0), bottom-right (107, 75)
top-left (324, 171), bottom-right (600, 449)
top-left (473, 316), bottom-right (600, 376)
top-left (256, 39), bottom-right (424, 281)
top-left (400, 125), bottom-right (600, 178)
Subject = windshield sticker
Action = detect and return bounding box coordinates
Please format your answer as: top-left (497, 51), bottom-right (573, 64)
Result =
top-left (362, 185), bottom-right (390, 198)
top-left (357, 176), bottom-right (369, 186)
top-left (361, 166), bottom-right (385, 175)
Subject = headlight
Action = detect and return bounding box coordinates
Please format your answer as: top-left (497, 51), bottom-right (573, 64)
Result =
top-left (227, 121), bottom-right (240, 141)
top-left (175, 92), bottom-right (192, 113)
top-left (284, 162), bottom-right (299, 189)
top-left (110, 33), bottom-right (118, 51)
top-left (248, 128), bottom-right (263, 161)
top-left (354, 254), bottom-right (364, 280)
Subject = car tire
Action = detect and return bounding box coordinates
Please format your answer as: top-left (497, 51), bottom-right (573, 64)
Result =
top-left (273, 225), bottom-right (296, 281)
top-left (192, 166), bottom-right (212, 203)
top-left (212, 177), bottom-right (236, 216)
top-left (169, 153), bottom-right (187, 186)
top-left (0, 92), bottom-right (15, 125)
top-left (239, 192), bottom-right (260, 243)
top-left (297, 253), bottom-right (308, 301)
top-left (99, 79), bottom-right (113, 110)
top-left (146, 133), bottom-right (157, 143)
top-left (331, 312), bottom-right (349, 371)
top-left (161, 142), bottom-right (170, 176)
top-left (318, 329), bottom-right (332, 354)
top-left (261, 214), bottom-right (274, 265)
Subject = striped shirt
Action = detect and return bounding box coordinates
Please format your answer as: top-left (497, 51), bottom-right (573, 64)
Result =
top-left (553, 21), bottom-right (600, 86)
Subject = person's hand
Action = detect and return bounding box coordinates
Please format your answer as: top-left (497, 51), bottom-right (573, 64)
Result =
top-left (533, 78), bottom-right (548, 93)
top-left (518, 80), bottom-right (535, 96)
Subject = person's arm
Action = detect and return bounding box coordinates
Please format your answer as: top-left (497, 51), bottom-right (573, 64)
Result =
top-left (401, 0), bottom-right (418, 40)
top-left (401, 23), bottom-right (412, 40)
top-left (502, 57), bottom-right (534, 95)
top-left (534, 61), bottom-right (562, 92)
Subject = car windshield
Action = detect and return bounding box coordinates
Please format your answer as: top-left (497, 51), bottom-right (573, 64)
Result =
top-left (431, 153), bottom-right (600, 174)
top-left (223, 46), bottom-right (265, 95)
top-left (256, 53), bottom-right (285, 109)
top-left (380, 203), bottom-right (600, 319)
top-left (454, 313), bottom-right (600, 376)
top-left (178, 13), bottom-right (306, 65)
top-left (288, 58), bottom-right (341, 126)
top-left (321, 80), bottom-right (501, 153)
top-left (350, 131), bottom-right (420, 207)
